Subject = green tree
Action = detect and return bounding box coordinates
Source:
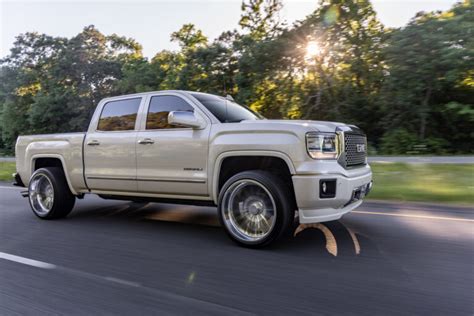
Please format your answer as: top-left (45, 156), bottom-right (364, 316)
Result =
top-left (295, 0), bottom-right (386, 132)
top-left (0, 26), bottom-right (142, 151)
top-left (1, 1), bottom-right (472, 155)
top-left (382, 1), bottom-right (473, 151)
top-left (239, 0), bottom-right (283, 40)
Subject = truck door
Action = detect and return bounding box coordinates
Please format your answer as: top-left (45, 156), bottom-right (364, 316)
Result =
top-left (135, 94), bottom-right (210, 197)
top-left (84, 97), bottom-right (143, 193)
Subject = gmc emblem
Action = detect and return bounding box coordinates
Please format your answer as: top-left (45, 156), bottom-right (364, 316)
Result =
top-left (356, 144), bottom-right (366, 153)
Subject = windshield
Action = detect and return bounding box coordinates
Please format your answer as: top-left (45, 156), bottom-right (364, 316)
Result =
top-left (191, 93), bottom-right (264, 123)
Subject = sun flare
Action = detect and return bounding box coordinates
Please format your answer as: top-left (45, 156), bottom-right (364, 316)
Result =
top-left (305, 41), bottom-right (321, 59)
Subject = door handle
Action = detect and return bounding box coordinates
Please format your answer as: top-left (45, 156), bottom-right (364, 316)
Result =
top-left (87, 140), bottom-right (100, 146)
top-left (138, 138), bottom-right (154, 145)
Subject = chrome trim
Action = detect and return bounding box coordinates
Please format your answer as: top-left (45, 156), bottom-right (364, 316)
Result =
top-left (137, 178), bottom-right (206, 184)
top-left (336, 125), bottom-right (365, 135)
top-left (29, 173), bottom-right (55, 215)
top-left (221, 179), bottom-right (277, 243)
top-left (137, 138), bottom-right (154, 145)
top-left (337, 128), bottom-right (368, 169)
top-left (87, 176), bottom-right (205, 184)
top-left (87, 176), bottom-right (135, 181)
top-left (87, 140), bottom-right (100, 146)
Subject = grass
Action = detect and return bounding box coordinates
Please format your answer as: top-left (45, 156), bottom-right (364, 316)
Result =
top-left (368, 163), bottom-right (474, 205)
top-left (0, 162), bottom-right (16, 182)
top-left (0, 161), bottom-right (472, 205)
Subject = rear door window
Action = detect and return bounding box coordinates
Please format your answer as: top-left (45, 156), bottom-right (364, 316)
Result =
top-left (97, 98), bottom-right (141, 131)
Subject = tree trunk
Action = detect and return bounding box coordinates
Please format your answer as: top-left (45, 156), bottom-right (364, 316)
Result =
top-left (419, 86), bottom-right (432, 140)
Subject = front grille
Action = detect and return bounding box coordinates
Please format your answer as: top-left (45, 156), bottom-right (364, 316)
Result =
top-left (344, 133), bottom-right (367, 167)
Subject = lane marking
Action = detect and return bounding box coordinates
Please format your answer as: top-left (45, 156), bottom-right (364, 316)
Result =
top-left (352, 210), bottom-right (474, 222)
top-left (0, 252), bottom-right (56, 269)
top-left (0, 251), bottom-right (252, 314)
top-left (104, 276), bottom-right (140, 287)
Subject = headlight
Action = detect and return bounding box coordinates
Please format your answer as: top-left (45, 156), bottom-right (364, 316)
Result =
top-left (306, 132), bottom-right (338, 159)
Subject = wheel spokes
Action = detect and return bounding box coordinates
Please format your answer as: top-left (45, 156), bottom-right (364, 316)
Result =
top-left (222, 180), bottom-right (277, 242)
top-left (29, 174), bottom-right (54, 215)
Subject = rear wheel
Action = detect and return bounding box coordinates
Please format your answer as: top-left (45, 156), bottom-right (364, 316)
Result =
top-left (218, 170), bottom-right (294, 247)
top-left (28, 167), bottom-right (75, 219)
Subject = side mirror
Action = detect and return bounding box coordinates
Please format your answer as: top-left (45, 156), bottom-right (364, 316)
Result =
top-left (168, 111), bottom-right (203, 129)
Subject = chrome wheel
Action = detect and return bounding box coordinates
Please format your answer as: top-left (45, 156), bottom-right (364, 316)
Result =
top-left (29, 173), bottom-right (55, 215)
top-left (221, 179), bottom-right (277, 243)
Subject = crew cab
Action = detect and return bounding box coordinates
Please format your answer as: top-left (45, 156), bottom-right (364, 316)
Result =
top-left (14, 90), bottom-right (372, 247)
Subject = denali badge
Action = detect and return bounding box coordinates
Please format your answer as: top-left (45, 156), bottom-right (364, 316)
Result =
top-left (356, 144), bottom-right (366, 153)
top-left (184, 167), bottom-right (203, 171)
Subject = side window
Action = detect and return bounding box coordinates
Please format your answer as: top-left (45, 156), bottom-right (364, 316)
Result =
top-left (97, 98), bottom-right (141, 131)
top-left (146, 95), bottom-right (194, 129)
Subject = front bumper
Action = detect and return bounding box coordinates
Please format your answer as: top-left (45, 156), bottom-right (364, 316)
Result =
top-left (292, 170), bottom-right (372, 223)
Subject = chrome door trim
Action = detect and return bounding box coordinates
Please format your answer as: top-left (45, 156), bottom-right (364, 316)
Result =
top-left (87, 176), bottom-right (206, 184)
top-left (137, 178), bottom-right (206, 184)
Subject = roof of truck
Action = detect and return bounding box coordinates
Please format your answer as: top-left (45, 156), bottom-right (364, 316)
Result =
top-left (101, 90), bottom-right (221, 102)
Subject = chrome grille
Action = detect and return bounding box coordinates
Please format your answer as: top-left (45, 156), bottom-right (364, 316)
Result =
top-left (344, 133), bottom-right (367, 167)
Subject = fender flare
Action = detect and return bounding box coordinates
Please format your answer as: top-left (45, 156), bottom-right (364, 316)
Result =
top-left (30, 154), bottom-right (78, 195)
top-left (211, 150), bottom-right (296, 203)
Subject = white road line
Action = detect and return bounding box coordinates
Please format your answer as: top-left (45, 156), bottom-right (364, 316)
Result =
top-left (0, 252), bottom-right (57, 269)
top-left (104, 276), bottom-right (140, 287)
top-left (352, 210), bottom-right (474, 222)
top-left (0, 251), bottom-right (251, 314)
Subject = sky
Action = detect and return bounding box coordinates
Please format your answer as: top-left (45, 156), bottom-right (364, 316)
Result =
top-left (0, 0), bottom-right (459, 59)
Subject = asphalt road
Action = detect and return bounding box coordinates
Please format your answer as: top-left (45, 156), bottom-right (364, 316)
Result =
top-left (1, 184), bottom-right (473, 315)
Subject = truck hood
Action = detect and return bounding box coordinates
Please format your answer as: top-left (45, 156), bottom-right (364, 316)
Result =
top-left (241, 119), bottom-right (351, 133)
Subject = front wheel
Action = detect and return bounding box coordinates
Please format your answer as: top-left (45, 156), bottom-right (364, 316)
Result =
top-left (218, 170), bottom-right (294, 248)
top-left (28, 167), bottom-right (75, 219)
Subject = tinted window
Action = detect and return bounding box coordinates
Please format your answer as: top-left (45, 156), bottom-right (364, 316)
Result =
top-left (146, 95), bottom-right (194, 129)
top-left (97, 98), bottom-right (141, 131)
top-left (191, 93), bottom-right (262, 123)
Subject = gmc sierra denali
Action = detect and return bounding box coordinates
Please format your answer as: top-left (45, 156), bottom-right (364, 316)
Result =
top-left (14, 90), bottom-right (372, 247)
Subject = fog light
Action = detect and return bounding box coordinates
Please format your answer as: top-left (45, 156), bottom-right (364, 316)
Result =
top-left (319, 179), bottom-right (336, 198)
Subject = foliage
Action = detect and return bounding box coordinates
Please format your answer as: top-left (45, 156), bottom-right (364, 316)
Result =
top-left (379, 128), bottom-right (419, 155)
top-left (381, 1), bottom-right (474, 150)
top-left (379, 128), bottom-right (448, 155)
top-left (0, 0), bottom-right (472, 155)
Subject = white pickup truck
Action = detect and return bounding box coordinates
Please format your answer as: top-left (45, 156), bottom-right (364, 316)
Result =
top-left (14, 90), bottom-right (372, 247)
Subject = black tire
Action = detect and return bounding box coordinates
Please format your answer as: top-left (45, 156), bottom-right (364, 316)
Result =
top-left (218, 170), bottom-right (294, 248)
top-left (28, 167), bottom-right (75, 219)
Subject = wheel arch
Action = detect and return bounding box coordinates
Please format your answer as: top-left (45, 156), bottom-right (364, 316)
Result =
top-left (212, 151), bottom-right (296, 205)
top-left (30, 154), bottom-right (78, 195)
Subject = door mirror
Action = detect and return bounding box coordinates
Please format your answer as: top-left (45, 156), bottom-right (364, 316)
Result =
top-left (168, 111), bottom-right (203, 129)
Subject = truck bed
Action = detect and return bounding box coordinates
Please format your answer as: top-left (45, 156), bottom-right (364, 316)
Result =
top-left (16, 132), bottom-right (87, 194)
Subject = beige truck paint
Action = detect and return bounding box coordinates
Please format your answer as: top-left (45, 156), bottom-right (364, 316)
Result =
top-left (15, 133), bottom-right (86, 195)
top-left (15, 90), bottom-right (372, 224)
